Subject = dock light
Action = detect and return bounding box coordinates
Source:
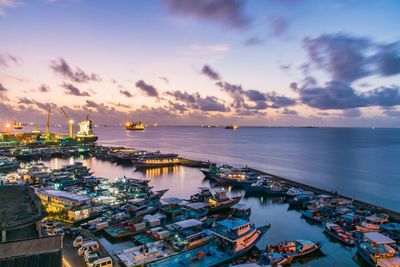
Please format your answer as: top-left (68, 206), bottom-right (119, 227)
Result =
top-left (70, 120), bottom-right (74, 124)
top-left (126, 122), bottom-right (130, 126)
top-left (5, 123), bottom-right (11, 128)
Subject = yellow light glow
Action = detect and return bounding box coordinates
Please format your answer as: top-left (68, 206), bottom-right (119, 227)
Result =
top-left (126, 122), bottom-right (130, 126)
top-left (5, 123), bottom-right (11, 128)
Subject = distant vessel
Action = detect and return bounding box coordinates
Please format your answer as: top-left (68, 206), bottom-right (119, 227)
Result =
top-left (75, 116), bottom-right (98, 143)
top-left (201, 124), bottom-right (218, 128)
top-left (126, 121), bottom-right (145, 131)
top-left (13, 121), bottom-right (22, 129)
top-left (225, 125), bottom-right (239, 130)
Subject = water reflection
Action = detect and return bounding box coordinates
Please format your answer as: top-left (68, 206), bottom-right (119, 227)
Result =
top-left (134, 165), bottom-right (179, 178)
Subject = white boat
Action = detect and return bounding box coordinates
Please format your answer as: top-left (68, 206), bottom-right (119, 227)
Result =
top-left (115, 241), bottom-right (176, 267)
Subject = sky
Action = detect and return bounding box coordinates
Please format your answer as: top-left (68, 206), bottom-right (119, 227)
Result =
top-left (0, 0), bottom-right (400, 127)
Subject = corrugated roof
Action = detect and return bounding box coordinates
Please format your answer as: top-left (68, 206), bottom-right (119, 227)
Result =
top-left (217, 218), bottom-right (249, 229)
top-left (0, 235), bottom-right (62, 259)
top-left (364, 232), bottom-right (395, 244)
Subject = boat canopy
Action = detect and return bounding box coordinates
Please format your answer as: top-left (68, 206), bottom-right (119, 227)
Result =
top-left (183, 202), bottom-right (208, 210)
top-left (298, 240), bottom-right (317, 250)
top-left (174, 219), bottom-right (202, 229)
top-left (364, 232), bottom-right (395, 244)
top-left (217, 218), bottom-right (249, 230)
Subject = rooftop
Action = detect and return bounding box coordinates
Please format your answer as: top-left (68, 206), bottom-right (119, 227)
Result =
top-left (217, 218), bottom-right (249, 230)
top-left (0, 185), bottom-right (46, 231)
top-left (37, 188), bottom-right (90, 202)
top-left (174, 219), bottom-right (202, 229)
top-left (0, 235), bottom-right (62, 259)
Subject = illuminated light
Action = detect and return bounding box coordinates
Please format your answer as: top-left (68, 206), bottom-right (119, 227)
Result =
top-left (126, 122), bottom-right (130, 126)
top-left (70, 120), bottom-right (74, 124)
top-left (5, 123), bottom-right (11, 128)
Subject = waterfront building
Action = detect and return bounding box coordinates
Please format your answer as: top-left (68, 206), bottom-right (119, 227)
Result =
top-left (0, 184), bottom-right (62, 266)
top-left (36, 188), bottom-right (92, 222)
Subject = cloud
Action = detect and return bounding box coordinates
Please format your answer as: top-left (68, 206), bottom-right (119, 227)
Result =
top-left (303, 34), bottom-right (400, 82)
top-left (282, 108), bottom-right (298, 115)
top-left (244, 36), bottom-right (263, 46)
top-left (120, 90), bottom-right (133, 97)
top-left (50, 58), bottom-right (101, 83)
top-left (61, 82), bottom-right (90, 96)
top-left (201, 65), bottom-right (221, 80)
top-left (166, 90), bottom-right (230, 112)
top-left (382, 107), bottom-right (400, 117)
top-left (135, 80), bottom-right (159, 97)
top-left (216, 81), bottom-right (296, 114)
top-left (85, 100), bottom-right (115, 113)
top-left (18, 97), bottom-right (57, 111)
top-left (342, 108), bottom-right (361, 117)
top-left (0, 53), bottom-right (22, 66)
top-left (160, 77), bottom-right (169, 84)
top-left (0, 82), bottom-right (7, 91)
top-left (39, 84), bottom-right (50, 92)
top-left (161, 0), bottom-right (249, 29)
top-left (268, 14), bottom-right (288, 36)
top-left (293, 79), bottom-right (400, 110)
top-left (374, 42), bottom-right (400, 76)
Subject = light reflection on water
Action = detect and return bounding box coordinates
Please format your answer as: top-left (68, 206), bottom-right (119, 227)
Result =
top-left (40, 157), bottom-right (360, 266)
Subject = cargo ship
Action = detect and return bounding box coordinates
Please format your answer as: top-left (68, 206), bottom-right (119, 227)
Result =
top-left (13, 121), bottom-right (23, 129)
top-left (75, 116), bottom-right (98, 143)
top-left (126, 121), bottom-right (145, 131)
top-left (225, 125), bottom-right (239, 130)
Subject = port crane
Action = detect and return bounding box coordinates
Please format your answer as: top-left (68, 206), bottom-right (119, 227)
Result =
top-left (60, 107), bottom-right (73, 137)
top-left (46, 108), bottom-right (50, 134)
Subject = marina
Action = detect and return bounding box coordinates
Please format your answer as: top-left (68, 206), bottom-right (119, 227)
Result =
top-left (0, 126), bottom-right (399, 266)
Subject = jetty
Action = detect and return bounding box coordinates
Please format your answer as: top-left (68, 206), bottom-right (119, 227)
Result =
top-left (247, 168), bottom-right (400, 222)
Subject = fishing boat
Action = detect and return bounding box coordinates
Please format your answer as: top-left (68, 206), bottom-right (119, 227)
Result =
top-left (211, 168), bottom-right (247, 184)
top-left (126, 121), bottom-right (145, 130)
top-left (200, 164), bottom-right (232, 178)
top-left (356, 214), bottom-right (390, 232)
top-left (242, 179), bottom-right (286, 195)
top-left (230, 203), bottom-right (251, 220)
top-left (323, 222), bottom-right (355, 246)
top-left (134, 152), bottom-right (181, 168)
top-left (190, 188), bottom-right (241, 212)
top-left (287, 194), bottom-right (313, 209)
top-left (259, 240), bottom-right (326, 265)
top-left (149, 218), bottom-right (271, 267)
top-left (225, 125), bottom-right (239, 130)
top-left (116, 240), bottom-right (176, 267)
top-left (357, 232), bottom-right (400, 266)
top-left (165, 219), bottom-right (215, 251)
top-left (301, 208), bottom-right (337, 224)
top-left (0, 157), bottom-right (19, 170)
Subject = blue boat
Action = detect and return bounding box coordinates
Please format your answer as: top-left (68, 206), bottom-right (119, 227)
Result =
top-left (149, 218), bottom-right (271, 267)
top-left (357, 232), bottom-right (400, 266)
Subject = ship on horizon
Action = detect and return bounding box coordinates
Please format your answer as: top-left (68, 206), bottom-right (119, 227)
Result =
top-left (126, 121), bottom-right (145, 131)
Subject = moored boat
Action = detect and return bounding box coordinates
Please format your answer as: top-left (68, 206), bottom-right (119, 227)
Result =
top-left (149, 218), bottom-right (271, 267)
top-left (357, 232), bottom-right (400, 266)
top-left (134, 152), bottom-right (181, 168)
top-left (259, 239), bottom-right (326, 265)
top-left (323, 222), bottom-right (355, 246)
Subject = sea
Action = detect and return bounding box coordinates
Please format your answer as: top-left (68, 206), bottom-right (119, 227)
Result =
top-left (33, 126), bottom-right (400, 266)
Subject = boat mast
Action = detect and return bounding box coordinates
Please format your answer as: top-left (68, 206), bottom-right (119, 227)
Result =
top-left (60, 107), bottom-right (73, 137)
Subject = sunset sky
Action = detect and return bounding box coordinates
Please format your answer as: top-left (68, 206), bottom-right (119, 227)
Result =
top-left (1, 0), bottom-right (400, 127)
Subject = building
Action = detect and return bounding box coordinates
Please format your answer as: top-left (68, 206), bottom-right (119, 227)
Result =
top-left (0, 184), bottom-right (47, 243)
top-left (36, 188), bottom-right (92, 222)
top-left (0, 184), bottom-right (62, 267)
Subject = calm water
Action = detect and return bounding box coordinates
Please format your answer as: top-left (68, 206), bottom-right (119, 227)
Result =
top-left (39, 126), bottom-right (400, 266)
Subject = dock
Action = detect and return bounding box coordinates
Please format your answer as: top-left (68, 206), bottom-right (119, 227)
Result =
top-left (247, 168), bottom-right (400, 222)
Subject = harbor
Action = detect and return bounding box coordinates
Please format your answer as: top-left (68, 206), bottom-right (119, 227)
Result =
top-left (1, 124), bottom-right (400, 266)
